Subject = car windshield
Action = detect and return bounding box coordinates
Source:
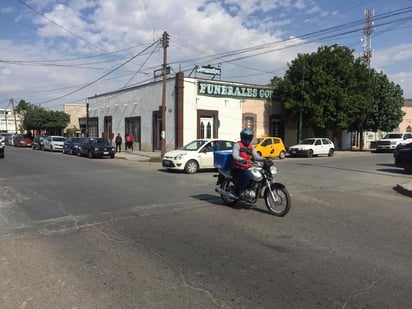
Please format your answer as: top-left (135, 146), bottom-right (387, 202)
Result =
top-left (91, 138), bottom-right (110, 146)
top-left (181, 140), bottom-right (208, 151)
top-left (300, 139), bottom-right (316, 145)
top-left (52, 137), bottom-right (66, 142)
top-left (383, 133), bottom-right (402, 139)
top-left (254, 138), bottom-right (263, 144)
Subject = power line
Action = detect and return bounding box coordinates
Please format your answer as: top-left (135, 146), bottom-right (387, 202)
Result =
top-left (34, 40), bottom-right (160, 105)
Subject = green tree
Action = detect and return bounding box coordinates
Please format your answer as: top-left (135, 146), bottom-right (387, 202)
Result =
top-left (278, 45), bottom-right (405, 140)
top-left (15, 100), bottom-right (70, 134)
top-left (279, 45), bottom-right (369, 136)
top-left (366, 71), bottom-right (404, 132)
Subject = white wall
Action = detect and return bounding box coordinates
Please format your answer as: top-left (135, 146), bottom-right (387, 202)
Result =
top-left (87, 79), bottom-right (176, 151)
top-left (183, 78), bottom-right (241, 144)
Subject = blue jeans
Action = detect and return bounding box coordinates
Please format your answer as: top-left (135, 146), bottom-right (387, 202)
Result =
top-left (232, 168), bottom-right (252, 193)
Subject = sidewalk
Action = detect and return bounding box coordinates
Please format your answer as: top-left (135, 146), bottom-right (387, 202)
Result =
top-left (114, 150), bottom-right (161, 161)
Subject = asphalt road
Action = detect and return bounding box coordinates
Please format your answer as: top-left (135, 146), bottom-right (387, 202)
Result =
top-left (1, 146), bottom-right (411, 308)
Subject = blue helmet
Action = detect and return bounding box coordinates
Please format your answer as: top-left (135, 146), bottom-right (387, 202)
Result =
top-left (240, 128), bottom-right (253, 146)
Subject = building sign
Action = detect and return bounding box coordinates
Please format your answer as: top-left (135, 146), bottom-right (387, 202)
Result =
top-left (198, 81), bottom-right (275, 100)
top-left (196, 65), bottom-right (221, 76)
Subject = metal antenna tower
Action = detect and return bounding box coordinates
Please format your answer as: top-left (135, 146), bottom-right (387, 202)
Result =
top-left (362, 9), bottom-right (374, 67)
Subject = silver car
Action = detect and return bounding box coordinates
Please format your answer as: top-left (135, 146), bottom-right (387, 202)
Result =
top-left (43, 136), bottom-right (66, 152)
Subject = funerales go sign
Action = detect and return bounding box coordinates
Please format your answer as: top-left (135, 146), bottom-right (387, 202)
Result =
top-left (198, 81), bottom-right (275, 100)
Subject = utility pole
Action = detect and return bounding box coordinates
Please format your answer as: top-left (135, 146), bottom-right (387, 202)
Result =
top-left (161, 31), bottom-right (169, 157)
top-left (10, 98), bottom-right (18, 133)
top-left (298, 60), bottom-right (305, 144)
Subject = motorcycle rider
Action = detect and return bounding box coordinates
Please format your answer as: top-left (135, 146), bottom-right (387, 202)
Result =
top-left (232, 128), bottom-right (264, 199)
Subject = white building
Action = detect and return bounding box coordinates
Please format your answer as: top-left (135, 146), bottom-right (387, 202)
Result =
top-left (84, 71), bottom-right (284, 152)
top-left (0, 108), bottom-right (21, 134)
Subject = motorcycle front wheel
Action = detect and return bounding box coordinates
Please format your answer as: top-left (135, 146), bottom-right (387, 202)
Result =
top-left (220, 179), bottom-right (239, 207)
top-left (264, 184), bottom-right (291, 217)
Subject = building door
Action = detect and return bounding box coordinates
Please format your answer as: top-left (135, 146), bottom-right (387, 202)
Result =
top-left (197, 110), bottom-right (218, 139)
top-left (200, 117), bottom-right (213, 139)
top-left (125, 117), bottom-right (141, 150)
top-left (269, 115), bottom-right (284, 140)
top-left (103, 116), bottom-right (113, 142)
top-left (152, 111), bottom-right (161, 151)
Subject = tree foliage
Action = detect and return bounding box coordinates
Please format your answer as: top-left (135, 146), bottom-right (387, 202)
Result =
top-left (15, 100), bottom-right (70, 134)
top-left (278, 45), bottom-right (404, 136)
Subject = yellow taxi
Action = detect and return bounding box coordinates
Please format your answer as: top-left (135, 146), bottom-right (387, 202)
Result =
top-left (254, 136), bottom-right (286, 159)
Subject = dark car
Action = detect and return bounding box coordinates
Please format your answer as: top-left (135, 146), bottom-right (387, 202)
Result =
top-left (394, 142), bottom-right (412, 173)
top-left (32, 135), bottom-right (46, 150)
top-left (0, 141), bottom-right (4, 158)
top-left (78, 137), bottom-right (115, 159)
top-left (63, 137), bottom-right (84, 155)
top-left (14, 134), bottom-right (33, 147)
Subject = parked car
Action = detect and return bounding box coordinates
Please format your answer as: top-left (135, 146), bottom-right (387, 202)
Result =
top-left (0, 140), bottom-right (4, 158)
top-left (63, 137), bottom-right (84, 155)
top-left (375, 132), bottom-right (412, 152)
top-left (288, 138), bottom-right (335, 158)
top-left (32, 135), bottom-right (46, 150)
top-left (13, 134), bottom-right (33, 147)
top-left (394, 142), bottom-right (412, 173)
top-left (43, 136), bottom-right (66, 152)
top-left (162, 139), bottom-right (235, 174)
top-left (254, 136), bottom-right (286, 159)
top-left (78, 137), bottom-right (115, 158)
top-left (0, 133), bottom-right (13, 145)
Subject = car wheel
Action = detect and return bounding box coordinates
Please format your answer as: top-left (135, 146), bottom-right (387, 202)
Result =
top-left (328, 148), bottom-right (334, 157)
top-left (110, 153), bottom-right (115, 159)
top-left (306, 149), bottom-right (313, 158)
top-left (279, 151), bottom-right (286, 159)
top-left (70, 148), bottom-right (73, 155)
top-left (184, 160), bottom-right (199, 174)
top-left (50, 145), bottom-right (53, 152)
top-left (88, 151), bottom-right (93, 159)
top-left (77, 150), bottom-right (82, 157)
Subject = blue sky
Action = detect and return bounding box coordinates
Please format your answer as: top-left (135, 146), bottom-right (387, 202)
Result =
top-left (1, 0), bottom-right (412, 110)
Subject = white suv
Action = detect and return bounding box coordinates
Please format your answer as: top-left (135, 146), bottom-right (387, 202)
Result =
top-left (43, 136), bottom-right (66, 152)
top-left (376, 132), bottom-right (412, 152)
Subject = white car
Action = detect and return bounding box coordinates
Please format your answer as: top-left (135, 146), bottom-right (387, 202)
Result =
top-left (43, 136), bottom-right (66, 152)
top-left (288, 138), bottom-right (335, 158)
top-left (162, 139), bottom-right (235, 174)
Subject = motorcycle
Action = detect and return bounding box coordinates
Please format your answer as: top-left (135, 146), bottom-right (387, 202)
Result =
top-left (214, 156), bottom-right (291, 217)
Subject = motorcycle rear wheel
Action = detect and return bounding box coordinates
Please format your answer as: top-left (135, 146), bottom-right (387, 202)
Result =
top-left (264, 184), bottom-right (291, 217)
top-left (220, 179), bottom-right (239, 207)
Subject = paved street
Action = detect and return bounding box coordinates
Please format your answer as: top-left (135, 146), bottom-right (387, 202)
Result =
top-left (1, 146), bottom-right (411, 308)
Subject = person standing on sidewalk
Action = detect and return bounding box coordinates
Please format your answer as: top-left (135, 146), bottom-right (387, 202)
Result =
top-left (115, 133), bottom-right (122, 152)
top-left (127, 134), bottom-right (134, 152)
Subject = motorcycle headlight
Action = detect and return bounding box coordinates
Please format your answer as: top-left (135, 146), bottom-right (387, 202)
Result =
top-left (270, 166), bottom-right (278, 175)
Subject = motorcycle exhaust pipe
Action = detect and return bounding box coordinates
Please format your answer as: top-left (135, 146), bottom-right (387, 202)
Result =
top-left (215, 186), bottom-right (239, 200)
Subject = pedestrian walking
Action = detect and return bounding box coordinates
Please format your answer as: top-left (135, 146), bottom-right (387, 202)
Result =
top-left (126, 134), bottom-right (134, 152)
top-left (115, 133), bottom-right (122, 152)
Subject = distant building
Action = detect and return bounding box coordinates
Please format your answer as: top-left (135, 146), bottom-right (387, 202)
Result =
top-left (79, 71), bottom-right (288, 152)
top-left (0, 108), bottom-right (22, 133)
top-left (63, 104), bottom-right (86, 135)
top-left (400, 99), bottom-right (412, 133)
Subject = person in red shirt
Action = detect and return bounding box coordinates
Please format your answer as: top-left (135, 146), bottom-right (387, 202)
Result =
top-left (232, 128), bottom-right (263, 199)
